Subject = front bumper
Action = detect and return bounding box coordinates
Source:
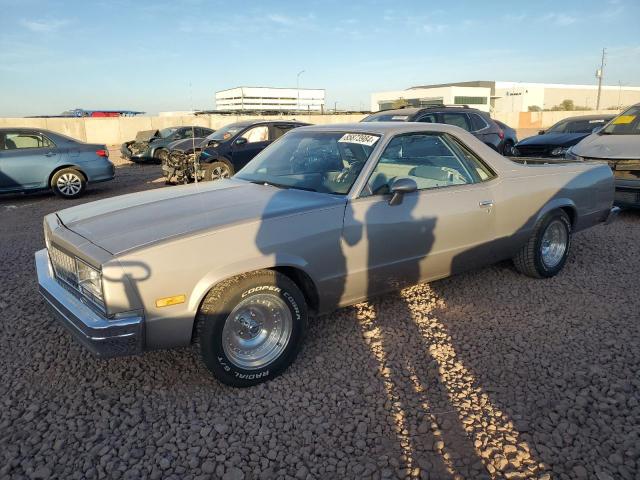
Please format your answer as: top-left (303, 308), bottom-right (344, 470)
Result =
top-left (35, 249), bottom-right (144, 358)
top-left (614, 179), bottom-right (640, 208)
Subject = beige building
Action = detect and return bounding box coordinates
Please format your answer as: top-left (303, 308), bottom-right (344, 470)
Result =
top-left (371, 81), bottom-right (640, 114)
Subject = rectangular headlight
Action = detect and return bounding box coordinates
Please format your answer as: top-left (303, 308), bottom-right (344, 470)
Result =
top-left (76, 258), bottom-right (104, 307)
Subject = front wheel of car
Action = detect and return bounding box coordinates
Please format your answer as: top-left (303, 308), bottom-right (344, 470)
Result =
top-left (154, 149), bottom-right (169, 163)
top-left (513, 209), bottom-right (572, 278)
top-left (196, 270), bottom-right (308, 387)
top-left (203, 161), bottom-right (233, 181)
top-left (51, 168), bottom-right (86, 199)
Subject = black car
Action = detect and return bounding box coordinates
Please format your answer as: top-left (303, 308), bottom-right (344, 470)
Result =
top-left (512, 114), bottom-right (615, 158)
top-left (494, 120), bottom-right (518, 156)
top-left (121, 126), bottom-right (215, 163)
top-left (361, 105), bottom-right (506, 153)
top-left (162, 120), bottom-right (309, 183)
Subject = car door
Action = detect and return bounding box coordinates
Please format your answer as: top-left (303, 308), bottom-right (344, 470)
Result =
top-left (341, 131), bottom-right (498, 303)
top-left (0, 131), bottom-right (60, 190)
top-left (230, 125), bottom-right (271, 170)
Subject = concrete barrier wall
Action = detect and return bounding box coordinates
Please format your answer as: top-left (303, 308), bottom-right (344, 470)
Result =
top-left (0, 114), bottom-right (368, 145)
top-left (493, 110), bottom-right (620, 130)
top-left (0, 110), bottom-right (619, 145)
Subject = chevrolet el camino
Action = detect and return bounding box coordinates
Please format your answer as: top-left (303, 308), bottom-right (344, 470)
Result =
top-left (36, 123), bottom-right (619, 386)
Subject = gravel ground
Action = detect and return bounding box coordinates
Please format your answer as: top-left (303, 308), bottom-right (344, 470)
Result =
top-left (0, 151), bottom-right (639, 480)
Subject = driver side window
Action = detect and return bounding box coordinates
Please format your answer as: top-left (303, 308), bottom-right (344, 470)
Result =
top-left (365, 133), bottom-right (482, 195)
top-left (241, 126), bottom-right (269, 143)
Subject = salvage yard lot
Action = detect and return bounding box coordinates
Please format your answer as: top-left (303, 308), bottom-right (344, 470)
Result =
top-left (1, 150), bottom-right (639, 480)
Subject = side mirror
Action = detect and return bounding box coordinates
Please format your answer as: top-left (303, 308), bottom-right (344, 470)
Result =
top-left (235, 137), bottom-right (247, 146)
top-left (538, 130), bottom-right (545, 135)
top-left (389, 177), bottom-right (418, 206)
top-left (592, 126), bottom-right (603, 134)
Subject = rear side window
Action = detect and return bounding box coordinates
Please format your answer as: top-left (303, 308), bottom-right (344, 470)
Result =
top-left (469, 114), bottom-right (489, 131)
top-left (417, 113), bottom-right (438, 123)
top-left (445, 134), bottom-right (496, 181)
top-left (2, 132), bottom-right (54, 150)
top-left (272, 124), bottom-right (297, 140)
top-left (441, 113), bottom-right (471, 131)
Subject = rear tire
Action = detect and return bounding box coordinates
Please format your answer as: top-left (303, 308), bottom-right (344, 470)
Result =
top-left (202, 161), bottom-right (233, 181)
top-left (51, 168), bottom-right (86, 199)
top-left (513, 210), bottom-right (571, 278)
top-left (502, 140), bottom-right (514, 156)
top-left (196, 270), bottom-right (307, 387)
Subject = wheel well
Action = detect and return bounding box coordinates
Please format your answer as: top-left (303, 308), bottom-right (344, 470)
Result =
top-left (190, 266), bottom-right (319, 343)
top-left (559, 206), bottom-right (576, 227)
top-left (206, 156), bottom-right (234, 173)
top-left (271, 266), bottom-right (319, 313)
top-left (48, 166), bottom-right (86, 187)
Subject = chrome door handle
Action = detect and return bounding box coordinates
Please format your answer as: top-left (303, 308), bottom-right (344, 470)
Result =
top-left (45, 152), bottom-right (56, 157)
top-left (479, 200), bottom-right (494, 208)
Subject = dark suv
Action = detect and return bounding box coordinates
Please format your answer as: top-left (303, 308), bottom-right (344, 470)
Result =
top-left (362, 106), bottom-right (506, 153)
top-left (163, 120), bottom-right (309, 182)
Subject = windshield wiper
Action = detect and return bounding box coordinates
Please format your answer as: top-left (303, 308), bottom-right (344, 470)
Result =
top-left (245, 179), bottom-right (317, 192)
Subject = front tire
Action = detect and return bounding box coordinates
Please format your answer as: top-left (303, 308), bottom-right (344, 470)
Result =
top-left (202, 161), bottom-right (233, 182)
top-left (196, 270), bottom-right (307, 387)
top-left (51, 168), bottom-right (86, 198)
top-left (513, 210), bottom-right (571, 278)
top-left (154, 149), bottom-right (169, 164)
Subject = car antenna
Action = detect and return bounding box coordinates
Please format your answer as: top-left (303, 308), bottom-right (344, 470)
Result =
top-left (189, 81), bottom-right (198, 185)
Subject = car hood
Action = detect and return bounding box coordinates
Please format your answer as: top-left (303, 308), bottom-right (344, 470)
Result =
top-left (571, 133), bottom-right (640, 160)
top-left (517, 132), bottom-right (587, 148)
top-left (168, 137), bottom-right (206, 151)
top-left (56, 179), bottom-right (345, 255)
top-left (134, 130), bottom-right (160, 142)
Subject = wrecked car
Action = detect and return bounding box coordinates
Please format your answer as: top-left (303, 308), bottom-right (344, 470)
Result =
top-left (513, 114), bottom-right (614, 158)
top-left (120, 126), bottom-right (214, 163)
top-left (567, 104), bottom-right (640, 208)
top-left (37, 122), bottom-right (619, 387)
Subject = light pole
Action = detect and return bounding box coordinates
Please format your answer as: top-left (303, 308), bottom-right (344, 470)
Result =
top-left (296, 70), bottom-right (305, 112)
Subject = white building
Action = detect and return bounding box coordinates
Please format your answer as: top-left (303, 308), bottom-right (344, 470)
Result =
top-left (371, 81), bottom-right (640, 113)
top-left (215, 87), bottom-right (325, 112)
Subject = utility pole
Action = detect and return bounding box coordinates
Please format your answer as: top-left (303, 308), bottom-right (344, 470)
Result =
top-left (296, 70), bottom-right (305, 112)
top-left (595, 48), bottom-right (606, 110)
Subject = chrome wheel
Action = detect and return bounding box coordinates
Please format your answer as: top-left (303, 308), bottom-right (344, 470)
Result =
top-left (56, 173), bottom-right (82, 196)
top-left (540, 219), bottom-right (568, 268)
top-left (222, 294), bottom-right (293, 370)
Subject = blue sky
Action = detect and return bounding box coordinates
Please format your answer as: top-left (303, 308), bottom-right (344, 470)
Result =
top-left (1, 0), bottom-right (638, 116)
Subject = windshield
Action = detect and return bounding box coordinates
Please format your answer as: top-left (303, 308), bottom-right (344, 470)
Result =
top-left (159, 127), bottom-right (179, 138)
top-left (207, 124), bottom-right (246, 141)
top-left (602, 105), bottom-right (640, 135)
top-left (236, 131), bottom-right (381, 195)
top-left (362, 113), bottom-right (411, 122)
top-left (547, 118), bottom-right (610, 134)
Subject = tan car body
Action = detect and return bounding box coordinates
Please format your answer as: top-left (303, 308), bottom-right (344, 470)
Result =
top-left (36, 123), bottom-right (615, 357)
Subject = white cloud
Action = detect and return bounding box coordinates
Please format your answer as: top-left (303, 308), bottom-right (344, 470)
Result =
top-left (20, 18), bottom-right (69, 33)
top-left (542, 13), bottom-right (578, 26)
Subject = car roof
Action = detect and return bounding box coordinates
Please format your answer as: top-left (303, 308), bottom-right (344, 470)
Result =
top-left (558, 114), bottom-right (616, 122)
top-left (367, 105), bottom-right (484, 117)
top-left (223, 120), bottom-right (307, 128)
top-left (294, 122), bottom-right (470, 136)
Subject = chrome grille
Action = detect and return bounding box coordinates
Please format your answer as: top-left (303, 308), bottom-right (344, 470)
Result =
top-left (49, 246), bottom-right (78, 288)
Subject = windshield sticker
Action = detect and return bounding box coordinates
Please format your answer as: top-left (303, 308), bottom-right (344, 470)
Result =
top-left (391, 115), bottom-right (410, 120)
top-left (589, 119), bottom-right (605, 123)
top-left (338, 133), bottom-right (380, 146)
top-left (612, 115), bottom-right (635, 125)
